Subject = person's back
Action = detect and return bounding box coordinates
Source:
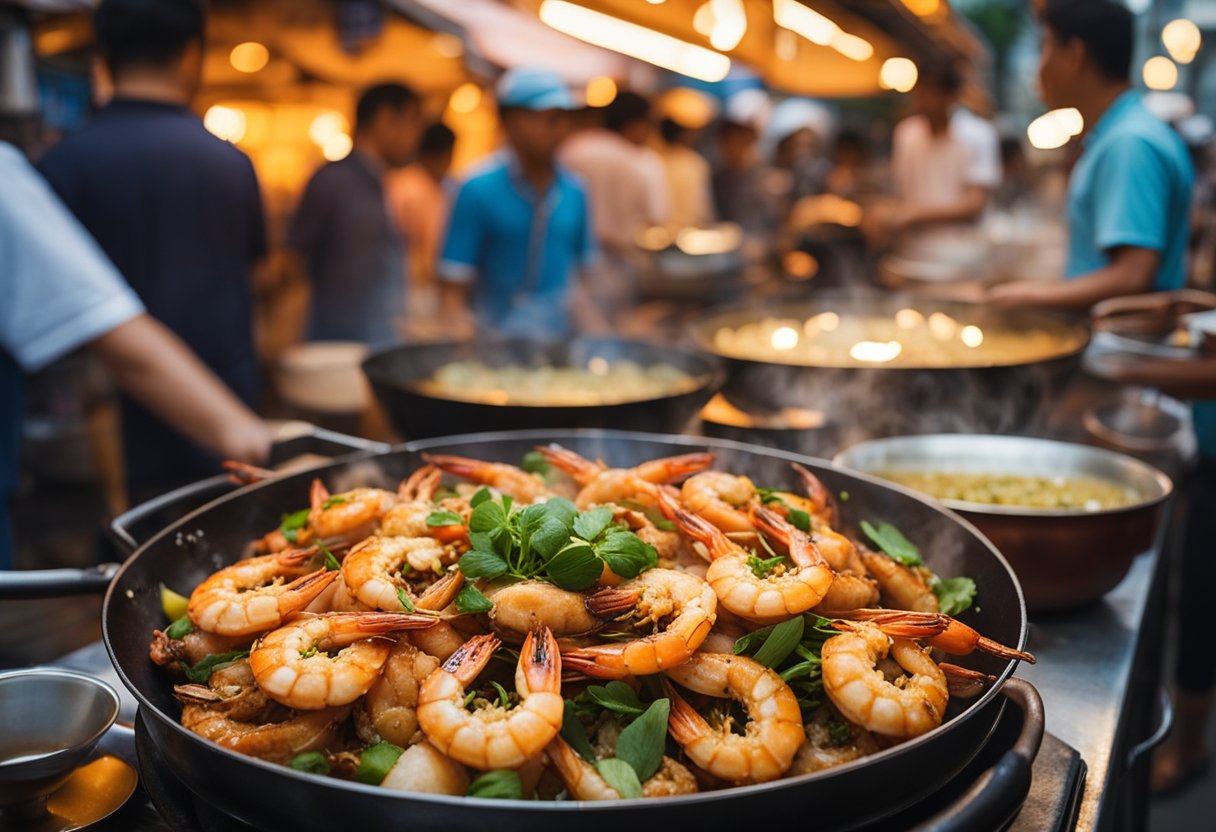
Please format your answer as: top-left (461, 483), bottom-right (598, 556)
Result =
top-left (37, 0), bottom-right (264, 493)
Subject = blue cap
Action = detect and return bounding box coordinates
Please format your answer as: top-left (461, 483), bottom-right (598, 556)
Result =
top-left (496, 67), bottom-right (574, 111)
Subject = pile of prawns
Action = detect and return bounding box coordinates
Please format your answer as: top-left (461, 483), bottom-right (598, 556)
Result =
top-left (149, 445), bottom-right (1034, 799)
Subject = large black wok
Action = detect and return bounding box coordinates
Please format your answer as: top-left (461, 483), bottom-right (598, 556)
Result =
top-left (100, 431), bottom-right (1038, 832)
top-left (362, 338), bottom-right (723, 439)
top-left (687, 292), bottom-right (1089, 437)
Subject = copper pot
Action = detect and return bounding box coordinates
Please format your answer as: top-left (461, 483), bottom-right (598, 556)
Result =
top-left (834, 434), bottom-right (1173, 611)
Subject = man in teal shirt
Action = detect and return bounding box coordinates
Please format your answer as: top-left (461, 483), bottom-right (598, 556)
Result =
top-left (990, 0), bottom-right (1194, 309)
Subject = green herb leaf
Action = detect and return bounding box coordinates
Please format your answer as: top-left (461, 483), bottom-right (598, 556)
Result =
top-left (165, 615), bottom-right (194, 640)
top-left (860, 520), bottom-right (923, 566)
top-left (279, 508), bottom-right (310, 543)
top-left (455, 585), bottom-right (495, 615)
top-left (467, 769), bottom-right (523, 800)
top-left (751, 616), bottom-right (806, 668)
top-left (787, 508), bottom-right (811, 532)
top-left (530, 517), bottom-right (574, 562)
top-left (183, 650), bottom-right (250, 684)
top-left (300, 645), bottom-right (318, 659)
top-left (931, 575), bottom-right (977, 617)
top-left (290, 751), bottom-right (330, 776)
top-left (561, 701), bottom-right (598, 763)
top-left (469, 499), bottom-right (508, 534)
top-left (755, 488), bottom-right (787, 506)
top-left (747, 554), bottom-right (786, 578)
top-left (470, 487), bottom-right (493, 508)
top-left (355, 741), bottom-right (403, 785)
top-left (458, 550), bottom-right (510, 579)
top-left (318, 541), bottom-right (340, 572)
top-left (521, 450), bottom-right (551, 476)
top-left (595, 531), bottom-right (658, 579)
top-left (321, 495), bottom-right (348, 510)
top-left (488, 680), bottom-right (512, 708)
top-left (426, 510), bottom-right (464, 527)
top-left (595, 758), bottom-right (643, 799)
top-left (586, 681), bottom-right (647, 716)
top-left (545, 542), bottom-right (603, 591)
top-left (574, 507), bottom-right (615, 542)
top-left (542, 498), bottom-right (579, 529)
top-left (827, 719), bottom-right (852, 746)
top-left (614, 698), bottom-right (670, 782)
top-left (396, 586), bottom-right (415, 612)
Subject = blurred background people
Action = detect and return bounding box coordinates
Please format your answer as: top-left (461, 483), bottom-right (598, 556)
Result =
top-left (713, 91), bottom-right (777, 237)
top-left (37, 0), bottom-right (266, 499)
top-left (989, 0), bottom-right (1194, 310)
top-left (877, 62), bottom-right (1000, 257)
top-left (288, 82), bottom-right (422, 346)
top-left (439, 68), bottom-right (601, 340)
top-left (765, 98), bottom-right (833, 223)
top-left (2, 141), bottom-right (269, 569)
top-left (824, 128), bottom-right (874, 200)
top-left (388, 121), bottom-right (457, 335)
top-left (562, 91), bottom-right (668, 322)
top-left (657, 115), bottom-right (714, 230)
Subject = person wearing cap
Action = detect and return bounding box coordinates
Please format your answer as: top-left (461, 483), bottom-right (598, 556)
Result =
top-left (439, 68), bottom-right (601, 338)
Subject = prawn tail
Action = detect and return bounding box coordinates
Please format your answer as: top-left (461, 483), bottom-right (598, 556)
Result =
top-left (637, 452), bottom-right (716, 484)
top-left (223, 460), bottom-right (276, 486)
top-left (585, 586), bottom-right (642, 619)
top-left (533, 445), bottom-right (602, 483)
top-left (174, 683), bottom-right (223, 705)
top-left (398, 464), bottom-right (441, 501)
top-left (940, 663), bottom-right (998, 698)
top-left (275, 546), bottom-right (322, 568)
top-left (310, 478), bottom-right (331, 511)
top-left (559, 648), bottom-right (627, 680)
top-left (419, 453), bottom-right (489, 481)
top-left (443, 633), bottom-right (501, 685)
top-left (971, 636), bottom-right (1037, 664)
top-left (663, 682), bottom-right (710, 745)
top-left (793, 463), bottom-right (836, 519)
top-left (279, 569), bottom-right (341, 617)
top-left (417, 570), bottom-right (465, 611)
top-left (521, 627), bottom-right (561, 692)
top-left (927, 618), bottom-right (1037, 664)
top-left (750, 505), bottom-right (794, 545)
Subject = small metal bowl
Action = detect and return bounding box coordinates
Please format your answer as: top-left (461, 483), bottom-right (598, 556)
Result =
top-left (0, 668), bottom-right (120, 821)
top-left (834, 434), bottom-right (1173, 611)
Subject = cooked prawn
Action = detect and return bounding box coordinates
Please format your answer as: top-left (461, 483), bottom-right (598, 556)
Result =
top-left (547, 735), bottom-right (698, 799)
top-left (341, 535), bottom-right (449, 611)
top-left (150, 627), bottom-right (249, 668)
top-left (656, 490), bottom-right (834, 622)
top-left (791, 463), bottom-right (839, 529)
top-left (187, 549), bottom-right (338, 637)
top-left (821, 621), bottom-right (948, 740)
top-left (680, 471), bottom-right (756, 535)
top-left (829, 609), bottom-right (1036, 663)
top-left (175, 682), bottom-right (349, 764)
top-left (308, 480), bottom-right (397, 541)
top-left (381, 465), bottom-right (469, 546)
top-left (422, 453), bottom-right (553, 503)
top-left (859, 545), bottom-right (939, 613)
top-left (250, 611), bottom-right (438, 710)
top-left (665, 652), bottom-right (805, 784)
top-left (561, 568), bottom-right (716, 677)
top-left (485, 580), bottom-right (602, 638)
top-left (417, 628), bottom-right (564, 770)
top-left (536, 446), bottom-right (713, 509)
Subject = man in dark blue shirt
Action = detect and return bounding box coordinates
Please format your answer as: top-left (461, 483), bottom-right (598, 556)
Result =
top-left (288, 83), bottom-right (422, 346)
top-left (38, 0), bottom-right (265, 496)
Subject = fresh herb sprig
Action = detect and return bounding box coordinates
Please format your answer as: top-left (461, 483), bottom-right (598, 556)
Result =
top-left (860, 519), bottom-right (977, 615)
top-left (733, 615), bottom-right (838, 714)
top-left (456, 495), bottom-right (657, 592)
top-left (560, 682), bottom-right (671, 798)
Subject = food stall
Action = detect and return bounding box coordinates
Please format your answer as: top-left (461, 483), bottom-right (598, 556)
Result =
top-left (0, 1), bottom-right (1198, 831)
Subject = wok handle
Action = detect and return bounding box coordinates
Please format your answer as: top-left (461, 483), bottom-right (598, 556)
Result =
top-left (0, 563), bottom-right (122, 598)
top-left (910, 677), bottom-right (1045, 832)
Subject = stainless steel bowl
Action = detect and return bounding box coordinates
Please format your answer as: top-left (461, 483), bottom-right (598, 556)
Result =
top-left (0, 668), bottom-right (120, 820)
top-left (834, 434), bottom-right (1174, 611)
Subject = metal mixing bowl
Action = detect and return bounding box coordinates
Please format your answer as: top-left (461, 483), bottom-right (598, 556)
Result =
top-left (834, 434), bottom-right (1173, 611)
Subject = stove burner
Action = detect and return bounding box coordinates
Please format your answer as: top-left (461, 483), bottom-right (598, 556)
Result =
top-left (134, 705), bottom-right (1084, 832)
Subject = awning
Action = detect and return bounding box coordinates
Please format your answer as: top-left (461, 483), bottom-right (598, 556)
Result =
top-left (388, 0), bottom-right (631, 84)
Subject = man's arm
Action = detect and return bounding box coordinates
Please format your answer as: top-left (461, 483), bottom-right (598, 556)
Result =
top-left (90, 315), bottom-right (270, 463)
top-left (896, 184), bottom-right (990, 229)
top-left (438, 280), bottom-right (475, 341)
top-left (987, 245), bottom-right (1160, 311)
top-left (1092, 353), bottom-right (1216, 400)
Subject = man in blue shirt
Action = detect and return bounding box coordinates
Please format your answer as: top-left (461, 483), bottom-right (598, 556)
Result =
top-left (439, 68), bottom-right (602, 338)
top-left (38, 0), bottom-right (267, 497)
top-left (990, 0), bottom-right (1194, 310)
top-left (1, 142), bottom-right (269, 570)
